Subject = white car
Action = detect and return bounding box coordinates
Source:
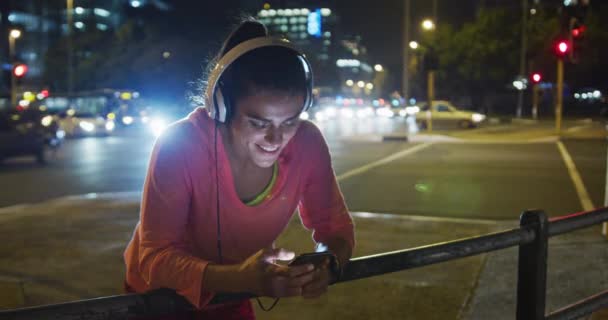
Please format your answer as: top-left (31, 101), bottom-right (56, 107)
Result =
top-left (57, 111), bottom-right (115, 137)
top-left (414, 101), bottom-right (486, 129)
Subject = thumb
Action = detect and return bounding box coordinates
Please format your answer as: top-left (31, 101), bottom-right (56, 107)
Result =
top-left (263, 247), bottom-right (295, 263)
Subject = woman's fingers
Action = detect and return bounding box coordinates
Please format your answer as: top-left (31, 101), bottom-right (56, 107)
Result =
top-left (301, 269), bottom-right (330, 299)
top-left (263, 247), bottom-right (295, 263)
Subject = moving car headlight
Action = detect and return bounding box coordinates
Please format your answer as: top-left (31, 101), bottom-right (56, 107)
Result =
top-left (79, 121), bottom-right (95, 132)
top-left (122, 116), bottom-right (134, 125)
top-left (376, 107), bottom-right (394, 118)
top-left (325, 107), bottom-right (337, 118)
top-left (405, 106), bottom-right (420, 115)
top-left (314, 111), bottom-right (326, 121)
top-left (471, 113), bottom-right (486, 123)
top-left (299, 111), bottom-right (309, 120)
top-left (341, 108), bottom-right (354, 119)
top-left (41, 115), bottom-right (53, 127)
top-left (357, 107), bottom-right (374, 119)
top-left (105, 121), bottom-right (115, 131)
top-left (149, 117), bottom-right (168, 137)
top-left (399, 110), bottom-right (408, 117)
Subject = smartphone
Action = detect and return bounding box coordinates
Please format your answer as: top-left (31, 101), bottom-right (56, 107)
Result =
top-left (289, 252), bottom-right (335, 269)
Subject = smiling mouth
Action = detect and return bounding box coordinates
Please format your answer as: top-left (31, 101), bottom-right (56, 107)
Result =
top-left (257, 144), bottom-right (280, 153)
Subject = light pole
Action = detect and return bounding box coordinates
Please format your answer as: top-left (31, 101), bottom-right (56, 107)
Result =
top-left (9, 29), bottom-right (21, 107)
top-left (402, 0), bottom-right (411, 105)
top-left (66, 0), bottom-right (74, 95)
top-left (422, 19), bottom-right (436, 132)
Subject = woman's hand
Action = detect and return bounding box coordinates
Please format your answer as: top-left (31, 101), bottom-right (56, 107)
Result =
top-left (301, 257), bottom-right (332, 299)
top-left (238, 247), bottom-right (316, 298)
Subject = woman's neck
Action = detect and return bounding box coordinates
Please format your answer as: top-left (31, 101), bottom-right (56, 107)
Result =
top-left (219, 123), bottom-right (258, 174)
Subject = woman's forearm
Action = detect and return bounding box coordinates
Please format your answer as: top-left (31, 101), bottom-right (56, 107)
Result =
top-left (202, 263), bottom-right (250, 293)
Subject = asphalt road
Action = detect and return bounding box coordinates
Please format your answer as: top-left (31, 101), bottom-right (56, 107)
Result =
top-left (0, 117), bottom-right (605, 220)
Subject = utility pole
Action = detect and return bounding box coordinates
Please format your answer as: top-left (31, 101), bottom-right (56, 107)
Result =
top-left (402, 0), bottom-right (410, 103)
top-left (516, 0), bottom-right (528, 118)
top-left (66, 0), bottom-right (74, 95)
top-left (555, 58), bottom-right (564, 135)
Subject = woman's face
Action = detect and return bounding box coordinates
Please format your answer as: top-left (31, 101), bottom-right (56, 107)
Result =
top-left (228, 91), bottom-right (304, 168)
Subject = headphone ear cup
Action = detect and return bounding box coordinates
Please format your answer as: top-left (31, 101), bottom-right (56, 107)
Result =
top-left (214, 86), bottom-right (228, 123)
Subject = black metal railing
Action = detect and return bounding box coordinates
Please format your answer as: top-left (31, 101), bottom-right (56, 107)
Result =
top-left (1, 207), bottom-right (608, 320)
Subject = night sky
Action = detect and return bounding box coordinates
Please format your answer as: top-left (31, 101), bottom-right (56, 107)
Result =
top-left (164, 0), bottom-right (481, 88)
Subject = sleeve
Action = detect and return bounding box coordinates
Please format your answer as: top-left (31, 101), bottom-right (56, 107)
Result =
top-left (297, 123), bottom-right (355, 250)
top-left (136, 127), bottom-right (214, 309)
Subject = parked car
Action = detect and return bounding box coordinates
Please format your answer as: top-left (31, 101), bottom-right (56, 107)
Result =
top-left (414, 101), bottom-right (486, 129)
top-left (0, 108), bottom-right (62, 165)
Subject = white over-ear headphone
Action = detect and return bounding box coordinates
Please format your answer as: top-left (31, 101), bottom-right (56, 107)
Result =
top-left (205, 36), bottom-right (314, 123)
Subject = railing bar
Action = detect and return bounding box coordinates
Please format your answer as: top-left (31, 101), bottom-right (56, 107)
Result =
top-left (339, 227), bottom-right (534, 283)
top-left (548, 207), bottom-right (608, 236)
top-left (546, 290), bottom-right (608, 320)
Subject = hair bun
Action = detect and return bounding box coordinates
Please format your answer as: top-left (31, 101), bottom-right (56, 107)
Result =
top-left (220, 20), bottom-right (268, 57)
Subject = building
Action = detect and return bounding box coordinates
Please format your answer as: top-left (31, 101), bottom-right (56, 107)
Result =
top-left (255, 2), bottom-right (379, 98)
top-left (0, 0), bottom-right (166, 98)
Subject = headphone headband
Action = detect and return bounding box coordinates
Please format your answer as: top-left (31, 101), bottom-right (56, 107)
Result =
top-left (206, 36), bottom-right (314, 122)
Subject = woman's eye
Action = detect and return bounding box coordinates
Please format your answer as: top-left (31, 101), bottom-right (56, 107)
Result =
top-left (250, 120), bottom-right (268, 129)
top-left (283, 119), bottom-right (299, 127)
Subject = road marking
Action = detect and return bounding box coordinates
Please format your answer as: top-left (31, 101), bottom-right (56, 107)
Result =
top-left (336, 142), bottom-right (434, 181)
top-left (556, 141), bottom-right (595, 211)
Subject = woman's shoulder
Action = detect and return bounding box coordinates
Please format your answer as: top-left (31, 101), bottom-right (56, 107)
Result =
top-left (154, 107), bottom-right (214, 156)
top-left (288, 120), bottom-right (328, 156)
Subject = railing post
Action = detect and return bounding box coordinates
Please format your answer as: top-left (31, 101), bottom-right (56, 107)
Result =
top-left (517, 210), bottom-right (549, 320)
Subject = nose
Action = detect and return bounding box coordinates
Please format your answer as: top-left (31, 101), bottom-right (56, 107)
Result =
top-left (265, 126), bottom-right (283, 145)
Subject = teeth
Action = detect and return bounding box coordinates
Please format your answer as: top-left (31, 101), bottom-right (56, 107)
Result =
top-left (259, 145), bottom-right (279, 152)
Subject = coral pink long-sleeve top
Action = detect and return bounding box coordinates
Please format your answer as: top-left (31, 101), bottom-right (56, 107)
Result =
top-left (124, 108), bottom-right (355, 309)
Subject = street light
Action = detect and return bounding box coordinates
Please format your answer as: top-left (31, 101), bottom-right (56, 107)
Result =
top-left (346, 79), bottom-right (354, 87)
top-left (422, 19), bottom-right (435, 31)
top-left (10, 29), bottom-right (21, 40)
top-left (409, 41), bottom-right (419, 50)
top-left (374, 64), bottom-right (384, 72)
top-left (9, 29), bottom-right (22, 107)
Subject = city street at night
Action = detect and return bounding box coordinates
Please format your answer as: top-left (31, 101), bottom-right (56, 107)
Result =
top-left (2, 0), bottom-right (608, 319)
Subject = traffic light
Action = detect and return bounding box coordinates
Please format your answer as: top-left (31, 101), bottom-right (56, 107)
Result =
top-left (571, 24), bottom-right (586, 38)
top-left (531, 72), bottom-right (542, 84)
top-left (555, 40), bottom-right (570, 57)
top-left (13, 64), bottom-right (28, 78)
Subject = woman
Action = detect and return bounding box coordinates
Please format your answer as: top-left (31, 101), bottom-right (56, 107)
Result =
top-left (124, 19), bottom-right (355, 319)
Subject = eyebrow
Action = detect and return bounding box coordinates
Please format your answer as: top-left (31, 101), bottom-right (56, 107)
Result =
top-left (245, 113), bottom-right (301, 123)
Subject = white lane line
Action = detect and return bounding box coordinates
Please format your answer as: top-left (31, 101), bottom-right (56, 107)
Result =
top-left (556, 141), bottom-right (595, 211)
top-left (336, 142), bottom-right (434, 182)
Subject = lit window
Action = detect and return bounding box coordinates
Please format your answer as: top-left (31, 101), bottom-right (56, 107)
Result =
top-left (130, 0), bottom-right (142, 8)
top-left (280, 25), bottom-right (288, 32)
top-left (75, 7), bottom-right (85, 14)
top-left (268, 9), bottom-right (276, 16)
top-left (324, 31), bottom-right (331, 38)
top-left (74, 21), bottom-right (85, 29)
top-left (94, 8), bottom-right (110, 17)
top-left (301, 8), bottom-right (310, 15)
top-left (300, 32), bottom-right (308, 39)
top-left (285, 9), bottom-right (293, 16)
top-left (321, 8), bottom-right (331, 16)
top-left (96, 23), bottom-right (108, 31)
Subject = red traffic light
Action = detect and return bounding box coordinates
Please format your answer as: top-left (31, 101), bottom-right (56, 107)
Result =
top-left (13, 64), bottom-right (28, 78)
top-left (556, 41), bottom-right (570, 55)
top-left (40, 89), bottom-right (49, 98)
top-left (531, 73), bottom-right (542, 83)
top-left (571, 25), bottom-right (586, 38)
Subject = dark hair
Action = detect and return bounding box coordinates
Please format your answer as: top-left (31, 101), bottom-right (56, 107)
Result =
top-left (198, 19), bottom-right (309, 122)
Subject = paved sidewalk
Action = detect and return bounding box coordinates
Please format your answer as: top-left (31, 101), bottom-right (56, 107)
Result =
top-left (0, 193), bottom-right (606, 319)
